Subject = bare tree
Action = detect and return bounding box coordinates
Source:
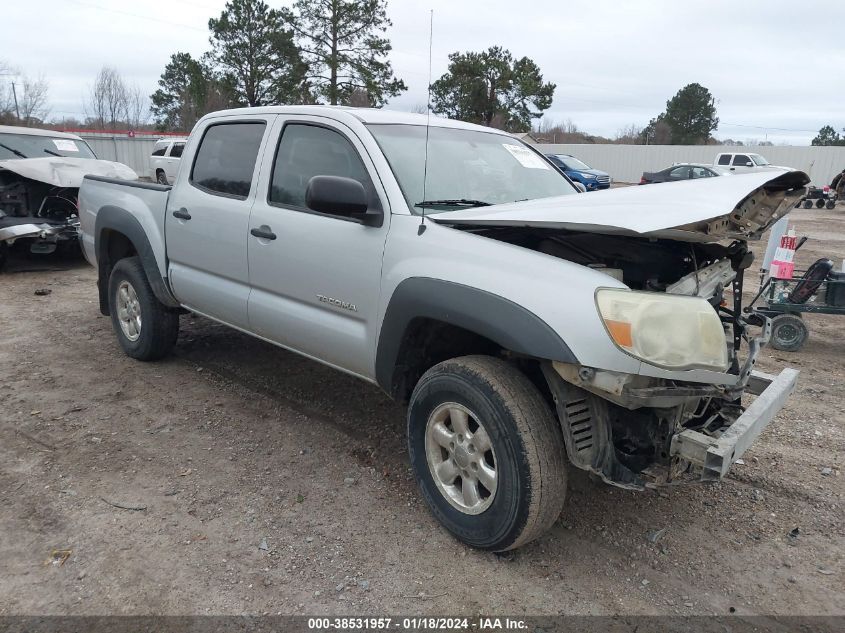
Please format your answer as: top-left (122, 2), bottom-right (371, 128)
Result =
top-left (87, 66), bottom-right (129, 129)
top-left (125, 83), bottom-right (149, 128)
top-left (614, 123), bottom-right (643, 144)
top-left (18, 74), bottom-right (50, 125)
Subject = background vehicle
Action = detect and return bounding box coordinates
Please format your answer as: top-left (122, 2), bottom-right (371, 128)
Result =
top-left (545, 153), bottom-right (611, 190)
top-left (150, 137), bottom-right (187, 184)
top-left (0, 125), bottom-right (136, 267)
top-left (714, 152), bottom-right (780, 172)
top-left (640, 163), bottom-right (730, 184)
top-left (79, 106), bottom-right (804, 551)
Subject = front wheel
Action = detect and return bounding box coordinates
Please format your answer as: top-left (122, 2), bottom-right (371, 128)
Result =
top-left (408, 355), bottom-right (567, 551)
top-left (108, 257), bottom-right (179, 360)
top-left (769, 313), bottom-right (808, 352)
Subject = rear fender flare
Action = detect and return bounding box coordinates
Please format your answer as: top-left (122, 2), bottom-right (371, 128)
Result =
top-left (94, 206), bottom-right (179, 314)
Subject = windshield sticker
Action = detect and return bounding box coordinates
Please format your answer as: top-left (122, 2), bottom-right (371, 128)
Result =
top-left (53, 139), bottom-right (79, 152)
top-left (503, 144), bottom-right (549, 169)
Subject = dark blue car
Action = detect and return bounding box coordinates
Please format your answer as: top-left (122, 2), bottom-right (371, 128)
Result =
top-left (545, 154), bottom-right (611, 191)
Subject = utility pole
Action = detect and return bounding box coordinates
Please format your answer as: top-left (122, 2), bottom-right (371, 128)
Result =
top-left (11, 81), bottom-right (20, 120)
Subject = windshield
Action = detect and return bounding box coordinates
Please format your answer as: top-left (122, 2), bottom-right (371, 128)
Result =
top-left (0, 132), bottom-right (96, 160)
top-left (750, 154), bottom-right (770, 166)
top-left (554, 154), bottom-right (591, 171)
top-left (367, 124), bottom-right (576, 213)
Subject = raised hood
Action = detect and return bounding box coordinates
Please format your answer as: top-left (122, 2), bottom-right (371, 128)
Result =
top-left (432, 170), bottom-right (809, 242)
top-left (0, 157), bottom-right (137, 188)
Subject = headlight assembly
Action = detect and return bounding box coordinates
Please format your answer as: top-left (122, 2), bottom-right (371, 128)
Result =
top-left (595, 288), bottom-right (729, 371)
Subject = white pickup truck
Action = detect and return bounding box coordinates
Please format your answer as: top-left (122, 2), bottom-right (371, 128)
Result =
top-left (79, 106), bottom-right (807, 551)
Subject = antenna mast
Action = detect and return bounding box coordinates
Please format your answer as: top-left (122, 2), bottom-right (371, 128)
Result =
top-left (418, 8), bottom-right (434, 236)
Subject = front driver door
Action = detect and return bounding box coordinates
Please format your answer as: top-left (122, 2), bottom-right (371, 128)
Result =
top-left (247, 117), bottom-right (390, 378)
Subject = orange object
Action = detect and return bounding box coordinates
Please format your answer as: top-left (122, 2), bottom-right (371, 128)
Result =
top-left (605, 319), bottom-right (633, 348)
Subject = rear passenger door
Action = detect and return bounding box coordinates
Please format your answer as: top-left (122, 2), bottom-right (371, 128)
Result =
top-left (166, 118), bottom-right (273, 329)
top-left (247, 117), bottom-right (390, 378)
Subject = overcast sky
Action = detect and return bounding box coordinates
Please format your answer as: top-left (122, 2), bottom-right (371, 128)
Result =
top-left (4, 0), bottom-right (843, 144)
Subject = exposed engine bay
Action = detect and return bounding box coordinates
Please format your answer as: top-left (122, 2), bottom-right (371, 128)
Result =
top-left (0, 156), bottom-right (137, 268)
top-left (463, 225), bottom-right (769, 489)
top-left (0, 170), bottom-right (81, 261)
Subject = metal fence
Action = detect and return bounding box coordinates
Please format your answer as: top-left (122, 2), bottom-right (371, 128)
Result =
top-left (536, 144), bottom-right (845, 186)
top-left (81, 135), bottom-right (159, 178)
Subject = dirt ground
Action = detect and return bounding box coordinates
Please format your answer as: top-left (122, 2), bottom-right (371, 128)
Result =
top-left (1, 206), bottom-right (843, 617)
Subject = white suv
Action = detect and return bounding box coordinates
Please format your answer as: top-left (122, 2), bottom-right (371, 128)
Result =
top-left (149, 137), bottom-right (187, 184)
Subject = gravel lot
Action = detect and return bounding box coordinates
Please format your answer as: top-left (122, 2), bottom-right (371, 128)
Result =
top-left (1, 207), bottom-right (843, 616)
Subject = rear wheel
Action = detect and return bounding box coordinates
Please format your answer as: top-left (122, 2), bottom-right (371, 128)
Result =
top-left (769, 313), bottom-right (808, 352)
top-left (803, 199), bottom-right (813, 209)
top-left (108, 257), bottom-right (179, 360)
top-left (407, 355), bottom-right (567, 551)
top-left (826, 199), bottom-right (836, 210)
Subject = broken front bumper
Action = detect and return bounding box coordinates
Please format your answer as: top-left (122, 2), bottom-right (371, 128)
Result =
top-left (669, 368), bottom-right (799, 481)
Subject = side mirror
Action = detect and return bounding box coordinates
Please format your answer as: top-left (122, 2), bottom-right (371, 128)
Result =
top-left (745, 161), bottom-right (754, 167)
top-left (305, 175), bottom-right (382, 227)
top-left (573, 181), bottom-right (587, 193)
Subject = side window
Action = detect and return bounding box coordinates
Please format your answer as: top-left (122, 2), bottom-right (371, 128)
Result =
top-left (151, 144), bottom-right (167, 157)
top-left (717, 154), bottom-right (731, 165)
top-left (191, 122), bottom-right (266, 198)
top-left (669, 166), bottom-right (690, 179)
top-left (170, 142), bottom-right (185, 158)
top-left (269, 124), bottom-right (374, 210)
top-left (691, 167), bottom-right (710, 178)
top-left (732, 154), bottom-right (750, 166)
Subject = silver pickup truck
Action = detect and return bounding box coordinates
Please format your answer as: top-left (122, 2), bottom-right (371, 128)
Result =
top-left (79, 106), bottom-right (807, 551)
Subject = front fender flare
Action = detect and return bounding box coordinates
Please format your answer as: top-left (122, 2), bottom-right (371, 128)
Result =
top-left (375, 277), bottom-right (578, 393)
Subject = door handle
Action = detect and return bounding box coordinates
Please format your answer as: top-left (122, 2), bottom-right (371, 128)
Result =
top-left (250, 227), bottom-right (277, 240)
top-left (172, 208), bottom-right (191, 220)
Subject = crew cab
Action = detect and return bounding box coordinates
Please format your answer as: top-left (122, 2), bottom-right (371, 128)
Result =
top-left (79, 106), bottom-right (806, 551)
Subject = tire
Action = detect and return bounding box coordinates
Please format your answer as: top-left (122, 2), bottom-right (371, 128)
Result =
top-left (769, 313), bottom-right (808, 352)
top-left (156, 170), bottom-right (168, 185)
top-left (802, 199), bottom-right (813, 209)
top-left (816, 198), bottom-right (826, 209)
top-left (826, 200), bottom-right (836, 210)
top-left (407, 355), bottom-right (567, 551)
top-left (108, 256), bottom-right (179, 360)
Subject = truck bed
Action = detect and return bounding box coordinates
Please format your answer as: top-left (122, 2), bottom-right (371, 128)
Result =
top-left (79, 175), bottom-right (172, 277)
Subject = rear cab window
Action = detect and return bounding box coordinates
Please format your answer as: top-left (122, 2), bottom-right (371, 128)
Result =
top-left (717, 154), bottom-right (731, 165)
top-left (190, 122), bottom-right (266, 198)
top-left (151, 142), bottom-right (168, 157)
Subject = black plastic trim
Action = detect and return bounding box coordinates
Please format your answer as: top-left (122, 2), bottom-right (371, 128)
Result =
top-left (94, 206), bottom-right (180, 314)
top-left (375, 277), bottom-right (578, 393)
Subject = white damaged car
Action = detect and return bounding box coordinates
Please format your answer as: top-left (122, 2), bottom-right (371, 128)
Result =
top-left (0, 125), bottom-right (137, 267)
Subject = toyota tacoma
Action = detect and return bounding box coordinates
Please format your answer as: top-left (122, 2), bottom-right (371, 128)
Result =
top-left (78, 106), bottom-right (806, 551)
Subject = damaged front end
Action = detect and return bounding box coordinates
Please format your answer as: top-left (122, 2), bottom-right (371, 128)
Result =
top-left (0, 157), bottom-right (137, 266)
top-left (435, 170), bottom-right (808, 488)
top-left (0, 172), bottom-right (81, 258)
